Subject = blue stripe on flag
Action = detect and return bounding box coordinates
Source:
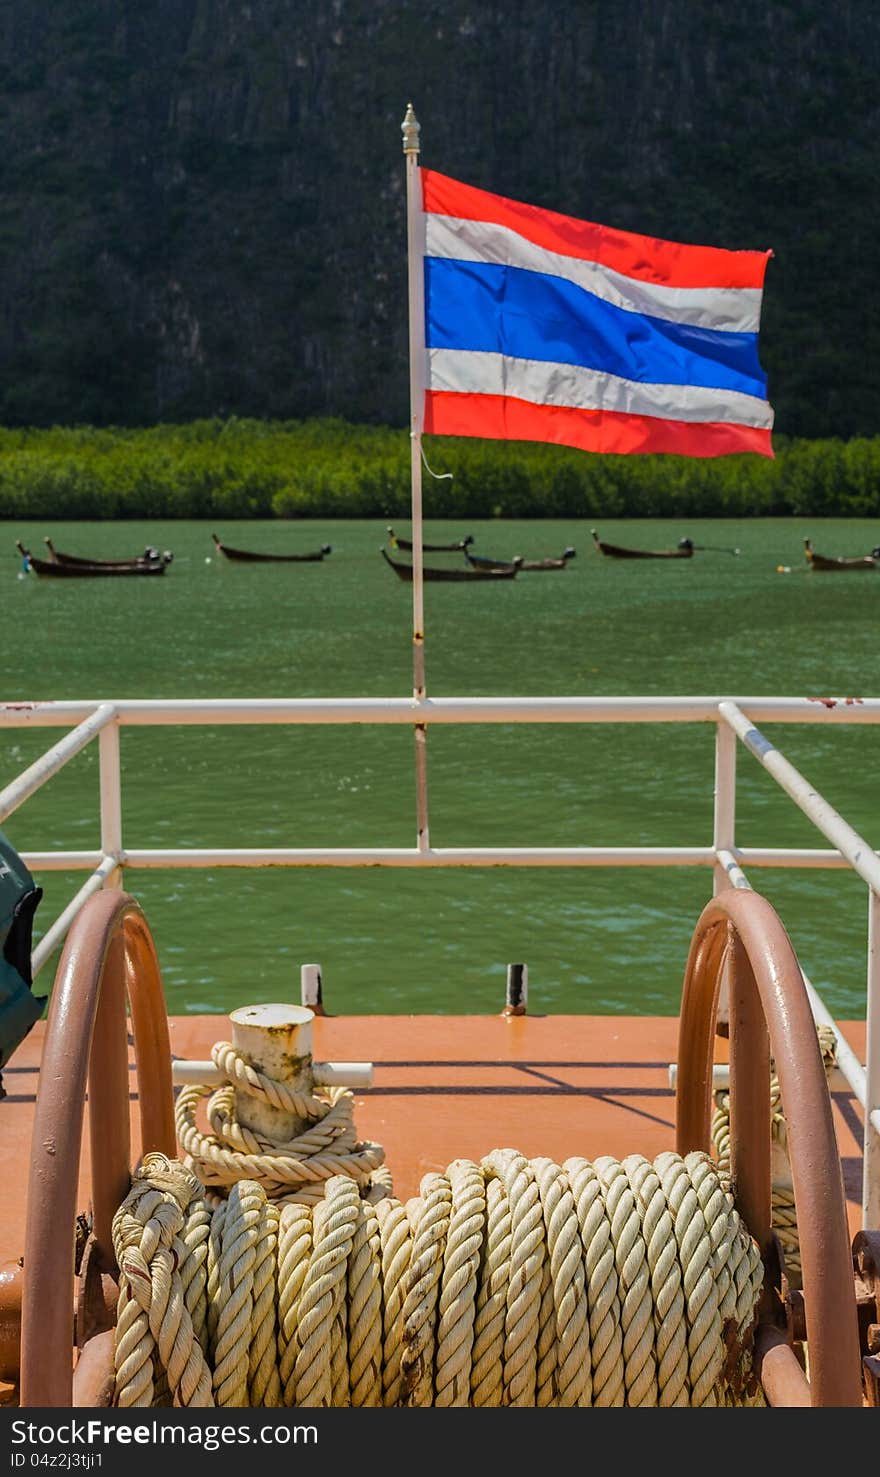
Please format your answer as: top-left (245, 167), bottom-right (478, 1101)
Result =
top-left (425, 258), bottom-right (767, 399)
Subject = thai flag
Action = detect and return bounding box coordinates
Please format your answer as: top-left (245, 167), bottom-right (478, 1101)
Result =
top-left (420, 169), bottom-right (774, 458)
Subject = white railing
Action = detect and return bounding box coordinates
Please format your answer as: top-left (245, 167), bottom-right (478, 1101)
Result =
top-left (1, 692), bottom-right (878, 1225)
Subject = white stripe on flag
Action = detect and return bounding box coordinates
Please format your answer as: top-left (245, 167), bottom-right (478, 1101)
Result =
top-left (427, 348), bottom-right (774, 428)
top-left (425, 214), bottom-right (764, 335)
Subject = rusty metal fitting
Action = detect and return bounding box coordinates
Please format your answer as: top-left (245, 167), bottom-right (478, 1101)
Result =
top-left (853, 1230), bottom-right (880, 1289)
top-left (75, 1238), bottom-right (118, 1351)
top-left (852, 1230), bottom-right (880, 1404)
top-left (786, 1288), bottom-right (808, 1345)
top-left (0, 1260), bottom-right (23, 1385)
top-left (853, 1231), bottom-right (880, 1340)
top-left (71, 1330), bottom-right (115, 1407)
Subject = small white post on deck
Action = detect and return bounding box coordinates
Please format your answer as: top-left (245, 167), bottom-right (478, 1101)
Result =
top-left (300, 961), bottom-right (324, 1013)
top-left (229, 1002), bottom-right (316, 1141)
top-left (402, 100), bottom-right (430, 851)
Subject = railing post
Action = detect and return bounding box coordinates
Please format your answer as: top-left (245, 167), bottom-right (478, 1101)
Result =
top-left (866, 887), bottom-right (880, 1229)
top-left (99, 721), bottom-right (122, 889)
top-left (713, 718), bottom-right (737, 890)
top-left (713, 718), bottom-right (737, 1031)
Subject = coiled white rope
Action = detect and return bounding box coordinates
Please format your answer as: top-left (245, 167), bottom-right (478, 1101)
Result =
top-left (111, 1149), bottom-right (765, 1409)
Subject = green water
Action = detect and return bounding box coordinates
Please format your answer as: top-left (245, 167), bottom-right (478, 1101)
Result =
top-left (2, 515), bottom-right (879, 1018)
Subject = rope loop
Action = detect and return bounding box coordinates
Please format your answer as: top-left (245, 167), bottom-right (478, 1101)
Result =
top-left (211, 1042), bottom-right (330, 1122)
top-left (174, 1043), bottom-right (390, 1206)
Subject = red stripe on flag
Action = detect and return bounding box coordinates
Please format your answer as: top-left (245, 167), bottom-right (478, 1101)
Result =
top-left (423, 392), bottom-right (775, 459)
top-left (421, 169), bottom-right (772, 293)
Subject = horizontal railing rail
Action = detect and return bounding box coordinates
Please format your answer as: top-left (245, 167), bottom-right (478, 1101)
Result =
top-left (3, 694), bottom-right (880, 726)
top-left (1, 691), bottom-right (877, 1226)
top-left (16, 844), bottom-right (876, 872)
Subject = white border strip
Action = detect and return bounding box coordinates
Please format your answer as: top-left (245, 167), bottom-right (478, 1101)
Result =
top-left (426, 213), bottom-right (764, 333)
top-left (427, 347), bottom-right (773, 428)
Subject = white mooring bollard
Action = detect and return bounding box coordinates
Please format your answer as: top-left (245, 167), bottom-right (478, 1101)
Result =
top-left (170, 998), bottom-right (374, 1116)
top-left (230, 1002), bottom-right (316, 1140)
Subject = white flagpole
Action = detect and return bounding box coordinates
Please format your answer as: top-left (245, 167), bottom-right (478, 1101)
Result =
top-left (402, 102), bottom-right (429, 851)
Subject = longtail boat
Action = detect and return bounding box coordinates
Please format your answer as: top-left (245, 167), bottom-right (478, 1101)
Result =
top-left (211, 533), bottom-right (332, 562)
top-left (387, 526), bottom-right (474, 552)
top-left (16, 542), bottom-right (167, 577)
top-left (466, 546), bottom-right (577, 572)
top-left (804, 538), bottom-right (879, 571)
top-left (464, 549), bottom-right (523, 573)
top-left (381, 547), bottom-right (517, 581)
top-left (44, 537), bottom-right (172, 569)
top-left (591, 528), bottom-right (694, 559)
top-left (516, 546), bottom-right (576, 571)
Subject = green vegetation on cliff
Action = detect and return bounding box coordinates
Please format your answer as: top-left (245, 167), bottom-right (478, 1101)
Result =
top-left (1, 419), bottom-right (877, 520)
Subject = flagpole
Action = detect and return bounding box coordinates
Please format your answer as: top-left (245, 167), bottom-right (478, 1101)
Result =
top-left (402, 101), bottom-right (429, 851)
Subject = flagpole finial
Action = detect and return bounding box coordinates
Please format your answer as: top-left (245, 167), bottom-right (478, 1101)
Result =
top-left (401, 102), bottom-right (420, 156)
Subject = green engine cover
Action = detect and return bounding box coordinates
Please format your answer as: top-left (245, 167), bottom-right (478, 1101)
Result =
top-left (0, 829), bottom-right (46, 1081)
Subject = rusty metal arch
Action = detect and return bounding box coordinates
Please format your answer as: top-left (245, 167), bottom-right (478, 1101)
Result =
top-left (675, 887), bottom-right (862, 1407)
top-left (19, 890), bottom-right (175, 1407)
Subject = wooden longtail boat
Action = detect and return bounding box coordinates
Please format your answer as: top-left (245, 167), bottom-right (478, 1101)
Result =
top-left (381, 547), bottom-right (517, 581)
top-left (44, 537), bottom-right (172, 569)
top-left (387, 526), bottom-right (474, 551)
top-left (466, 546), bottom-right (577, 572)
top-left (516, 546), bottom-right (576, 571)
top-left (211, 533), bottom-right (332, 562)
top-left (591, 528), bottom-right (694, 559)
top-left (16, 542), bottom-right (167, 577)
top-left (464, 549), bottom-right (523, 573)
top-left (804, 538), bottom-right (880, 571)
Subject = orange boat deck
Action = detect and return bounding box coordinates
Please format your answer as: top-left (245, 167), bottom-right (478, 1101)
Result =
top-left (0, 1010), bottom-right (867, 1271)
